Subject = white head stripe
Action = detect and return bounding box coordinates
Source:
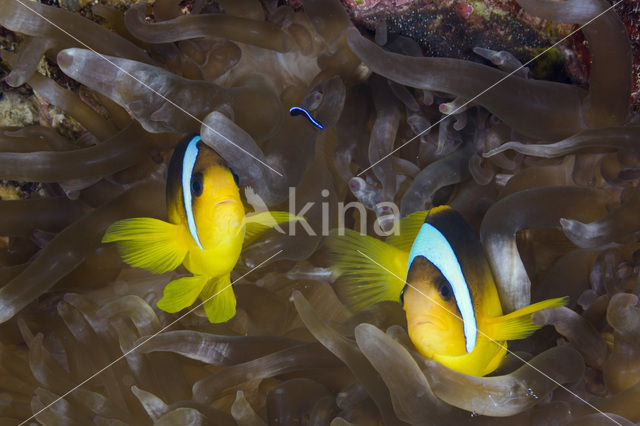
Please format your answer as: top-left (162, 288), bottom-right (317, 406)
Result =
top-left (407, 223), bottom-right (477, 353)
top-left (182, 135), bottom-right (204, 250)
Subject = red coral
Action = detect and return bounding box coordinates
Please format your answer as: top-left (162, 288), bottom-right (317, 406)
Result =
top-left (455, 0), bottom-right (473, 20)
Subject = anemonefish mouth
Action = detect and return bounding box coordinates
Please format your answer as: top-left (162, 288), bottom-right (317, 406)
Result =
top-left (214, 199), bottom-right (236, 207)
top-left (412, 316), bottom-right (445, 331)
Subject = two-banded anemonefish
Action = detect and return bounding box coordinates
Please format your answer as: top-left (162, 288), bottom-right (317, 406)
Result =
top-left (102, 134), bottom-right (303, 323)
top-left (328, 206), bottom-right (566, 376)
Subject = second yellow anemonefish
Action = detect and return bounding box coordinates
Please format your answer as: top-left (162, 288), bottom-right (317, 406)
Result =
top-left (328, 206), bottom-right (566, 376)
top-left (102, 134), bottom-right (303, 323)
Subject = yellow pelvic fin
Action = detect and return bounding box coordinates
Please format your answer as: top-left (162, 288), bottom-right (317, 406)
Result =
top-left (243, 211), bottom-right (306, 247)
top-left (102, 218), bottom-right (189, 274)
top-left (485, 297), bottom-right (568, 342)
top-left (201, 274), bottom-right (236, 323)
top-left (157, 275), bottom-right (207, 313)
top-left (328, 228), bottom-right (407, 312)
top-left (385, 210), bottom-right (428, 251)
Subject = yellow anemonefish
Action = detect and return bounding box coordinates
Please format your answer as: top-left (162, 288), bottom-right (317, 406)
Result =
top-left (328, 206), bottom-right (566, 376)
top-left (102, 134), bottom-right (302, 323)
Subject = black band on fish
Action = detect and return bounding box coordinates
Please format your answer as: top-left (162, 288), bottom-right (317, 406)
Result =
top-left (229, 167), bottom-right (240, 187)
top-left (289, 106), bottom-right (324, 129)
top-left (399, 283), bottom-right (408, 306)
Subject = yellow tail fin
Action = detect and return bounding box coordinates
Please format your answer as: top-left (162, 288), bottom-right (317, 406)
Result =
top-left (102, 217), bottom-right (189, 274)
top-left (327, 228), bottom-right (408, 312)
top-left (243, 211), bottom-right (306, 247)
top-left (485, 297), bottom-right (568, 342)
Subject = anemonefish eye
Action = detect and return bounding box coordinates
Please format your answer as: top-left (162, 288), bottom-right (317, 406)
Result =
top-left (438, 279), bottom-right (453, 302)
top-left (230, 167), bottom-right (240, 187)
top-left (191, 172), bottom-right (204, 197)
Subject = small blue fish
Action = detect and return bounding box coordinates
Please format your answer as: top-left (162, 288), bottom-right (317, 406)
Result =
top-left (289, 106), bottom-right (324, 129)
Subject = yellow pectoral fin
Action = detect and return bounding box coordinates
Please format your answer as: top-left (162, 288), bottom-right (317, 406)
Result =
top-left (157, 275), bottom-right (207, 313)
top-left (328, 228), bottom-right (408, 312)
top-left (243, 211), bottom-right (305, 247)
top-left (201, 275), bottom-right (236, 323)
top-left (485, 297), bottom-right (568, 342)
top-left (102, 217), bottom-right (189, 274)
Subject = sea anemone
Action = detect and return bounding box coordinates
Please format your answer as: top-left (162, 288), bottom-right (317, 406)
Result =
top-left (0, 0), bottom-right (638, 424)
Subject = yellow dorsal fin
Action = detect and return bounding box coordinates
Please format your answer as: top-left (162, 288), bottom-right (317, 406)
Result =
top-left (102, 218), bottom-right (189, 274)
top-left (328, 228), bottom-right (408, 312)
top-left (201, 274), bottom-right (236, 323)
top-left (242, 211), bottom-right (305, 248)
top-left (385, 210), bottom-right (428, 251)
top-left (484, 297), bottom-right (568, 342)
